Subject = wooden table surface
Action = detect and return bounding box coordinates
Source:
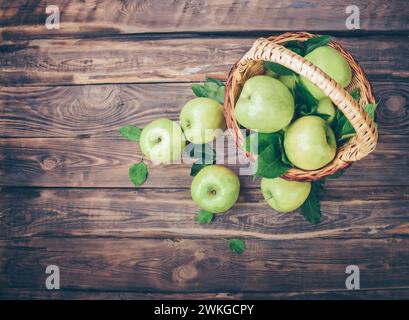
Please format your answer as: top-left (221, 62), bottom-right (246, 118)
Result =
top-left (0, 0), bottom-right (408, 300)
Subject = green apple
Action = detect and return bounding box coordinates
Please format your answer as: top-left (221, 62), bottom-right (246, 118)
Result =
top-left (191, 165), bottom-right (240, 213)
top-left (180, 97), bottom-right (226, 144)
top-left (284, 116), bottom-right (337, 170)
top-left (261, 177), bottom-right (311, 213)
top-left (300, 46), bottom-right (352, 100)
top-left (279, 75), bottom-right (296, 90)
top-left (317, 98), bottom-right (336, 123)
top-left (235, 75), bottom-right (294, 133)
top-left (139, 118), bottom-right (186, 164)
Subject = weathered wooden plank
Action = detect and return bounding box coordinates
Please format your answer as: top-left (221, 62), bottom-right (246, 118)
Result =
top-left (0, 135), bottom-right (407, 188)
top-left (0, 237), bottom-right (407, 292)
top-left (1, 0), bottom-right (408, 40)
top-left (0, 187), bottom-right (408, 240)
top-left (0, 36), bottom-right (407, 86)
top-left (1, 288), bottom-right (408, 300)
top-left (0, 80), bottom-right (407, 138)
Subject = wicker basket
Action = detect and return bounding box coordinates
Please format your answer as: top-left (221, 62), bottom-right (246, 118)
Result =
top-left (224, 32), bottom-right (378, 181)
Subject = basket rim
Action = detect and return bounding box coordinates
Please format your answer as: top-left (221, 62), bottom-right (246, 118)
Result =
top-left (223, 32), bottom-right (378, 181)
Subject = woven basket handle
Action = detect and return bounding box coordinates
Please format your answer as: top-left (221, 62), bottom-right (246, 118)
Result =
top-left (240, 38), bottom-right (378, 162)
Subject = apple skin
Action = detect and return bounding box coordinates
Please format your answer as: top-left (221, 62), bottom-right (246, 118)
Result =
top-left (235, 75), bottom-right (294, 133)
top-left (300, 46), bottom-right (352, 100)
top-left (191, 165), bottom-right (240, 214)
top-left (261, 177), bottom-right (311, 213)
top-left (279, 75), bottom-right (296, 90)
top-left (180, 97), bottom-right (226, 144)
top-left (139, 118), bottom-right (186, 164)
top-left (317, 98), bottom-right (336, 123)
top-left (284, 116), bottom-right (337, 170)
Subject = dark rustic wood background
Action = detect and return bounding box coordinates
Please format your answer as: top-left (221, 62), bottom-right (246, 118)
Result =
top-left (0, 0), bottom-right (408, 300)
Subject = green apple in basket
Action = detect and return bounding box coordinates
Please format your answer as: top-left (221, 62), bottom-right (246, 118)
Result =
top-left (261, 177), bottom-right (311, 213)
top-left (300, 46), bottom-right (352, 100)
top-left (284, 115), bottom-right (337, 170)
top-left (191, 165), bottom-right (240, 214)
top-left (180, 97), bottom-right (226, 144)
top-left (139, 118), bottom-right (186, 164)
top-left (235, 75), bottom-right (295, 133)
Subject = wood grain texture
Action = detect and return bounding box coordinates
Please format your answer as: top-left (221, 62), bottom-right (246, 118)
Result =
top-left (1, 288), bottom-right (408, 300)
top-left (0, 80), bottom-right (407, 138)
top-left (0, 187), bottom-right (408, 240)
top-left (1, 0), bottom-right (408, 40)
top-left (0, 36), bottom-right (408, 86)
top-left (0, 135), bottom-right (408, 188)
top-left (0, 237), bottom-right (408, 292)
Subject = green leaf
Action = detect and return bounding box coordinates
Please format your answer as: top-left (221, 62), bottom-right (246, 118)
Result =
top-left (263, 61), bottom-right (294, 76)
top-left (314, 113), bottom-right (331, 120)
top-left (228, 239), bottom-right (246, 254)
top-left (299, 180), bottom-right (323, 224)
top-left (190, 162), bottom-right (208, 176)
top-left (364, 103), bottom-right (378, 121)
top-left (294, 78), bottom-right (318, 116)
top-left (196, 210), bottom-right (214, 224)
top-left (128, 162), bottom-right (148, 187)
top-left (187, 143), bottom-right (215, 164)
top-left (284, 41), bottom-right (305, 56)
top-left (255, 135), bottom-right (290, 179)
top-left (206, 77), bottom-right (224, 87)
top-left (119, 125), bottom-right (142, 141)
top-left (245, 132), bottom-right (277, 155)
top-left (304, 35), bottom-right (331, 55)
top-left (191, 79), bottom-right (225, 104)
top-left (350, 88), bottom-right (361, 101)
top-left (191, 84), bottom-right (208, 98)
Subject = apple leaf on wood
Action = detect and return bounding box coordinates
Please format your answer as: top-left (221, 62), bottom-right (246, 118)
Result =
top-left (299, 180), bottom-right (324, 224)
top-left (228, 239), bottom-right (246, 254)
top-left (245, 132), bottom-right (279, 155)
top-left (196, 210), bottom-right (215, 224)
top-left (191, 77), bottom-right (225, 104)
top-left (128, 162), bottom-right (148, 187)
top-left (119, 125), bottom-right (142, 141)
top-left (190, 162), bottom-right (209, 177)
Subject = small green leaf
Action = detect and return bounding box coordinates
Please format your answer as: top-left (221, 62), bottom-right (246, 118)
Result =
top-left (294, 78), bottom-right (318, 116)
top-left (364, 103), bottom-right (378, 121)
top-left (304, 35), bottom-right (331, 55)
top-left (245, 132), bottom-right (277, 155)
top-left (196, 210), bottom-right (214, 224)
top-left (299, 180), bottom-right (323, 224)
top-left (191, 84), bottom-right (208, 98)
top-left (314, 113), bottom-right (331, 120)
top-left (190, 162), bottom-right (208, 176)
top-left (350, 88), bottom-right (361, 101)
top-left (263, 61), bottom-right (294, 76)
top-left (206, 77), bottom-right (224, 87)
top-left (228, 239), bottom-right (246, 254)
top-left (128, 162), bottom-right (148, 187)
top-left (281, 149), bottom-right (293, 167)
top-left (187, 143), bottom-right (215, 164)
top-left (119, 125), bottom-right (142, 141)
top-left (255, 135), bottom-right (290, 179)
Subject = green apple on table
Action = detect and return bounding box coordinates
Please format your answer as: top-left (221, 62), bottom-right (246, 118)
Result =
top-left (139, 118), bottom-right (186, 164)
top-left (235, 75), bottom-right (295, 133)
top-left (317, 97), bottom-right (336, 123)
top-left (261, 177), bottom-right (311, 213)
top-left (180, 97), bottom-right (226, 144)
top-left (284, 115), bottom-right (337, 170)
top-left (300, 46), bottom-right (352, 100)
top-left (191, 165), bottom-right (240, 214)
